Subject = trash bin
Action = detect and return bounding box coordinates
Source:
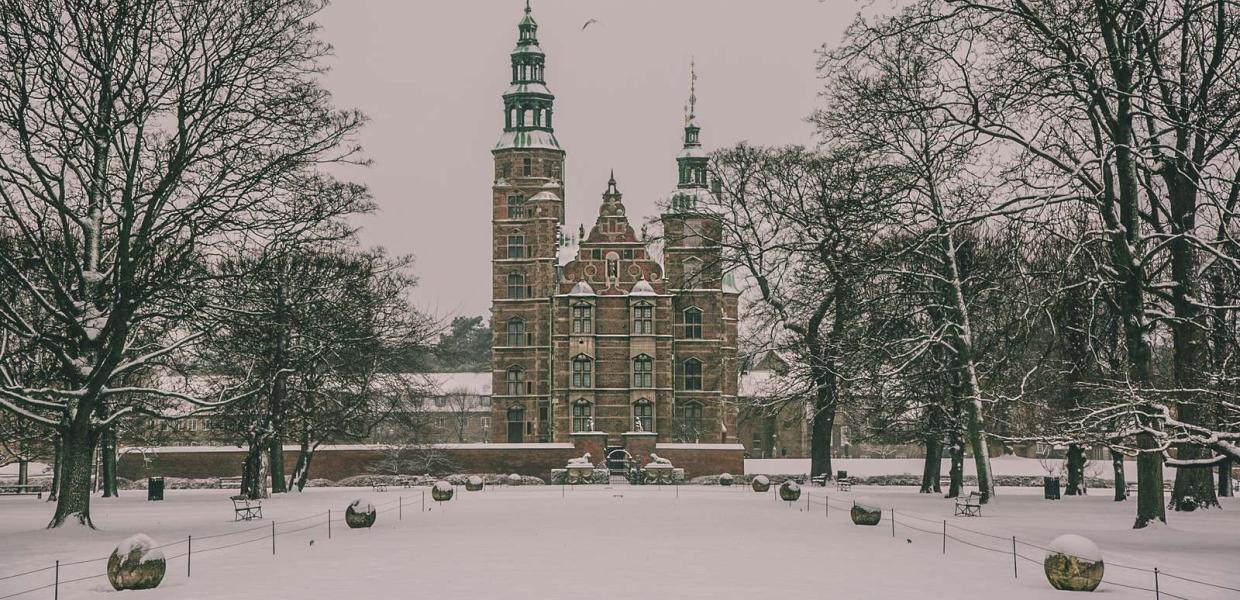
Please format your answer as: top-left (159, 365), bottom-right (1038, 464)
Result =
top-left (1043, 476), bottom-right (1061, 500)
top-left (148, 477), bottom-right (164, 501)
top-left (836, 470), bottom-right (848, 481)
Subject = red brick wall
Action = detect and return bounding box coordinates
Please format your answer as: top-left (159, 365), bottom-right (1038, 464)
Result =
top-left (117, 441), bottom-right (745, 482)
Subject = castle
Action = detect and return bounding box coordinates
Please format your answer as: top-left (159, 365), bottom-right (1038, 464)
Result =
top-left (489, 3), bottom-right (739, 450)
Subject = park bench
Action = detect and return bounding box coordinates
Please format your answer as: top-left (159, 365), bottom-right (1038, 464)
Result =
top-left (954, 491), bottom-right (982, 517)
top-left (373, 483), bottom-right (388, 492)
top-left (810, 474), bottom-right (828, 487)
top-left (0, 483), bottom-right (44, 496)
top-left (230, 495), bottom-right (263, 521)
top-left (218, 476), bottom-right (243, 490)
top-left (836, 477), bottom-right (853, 492)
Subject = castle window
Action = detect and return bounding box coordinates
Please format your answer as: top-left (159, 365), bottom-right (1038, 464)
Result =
top-left (506, 318), bottom-right (526, 347)
top-left (632, 303), bottom-right (653, 335)
top-left (682, 358), bottom-right (702, 391)
top-left (683, 307), bottom-right (703, 339)
top-left (572, 400), bottom-right (593, 432)
top-left (623, 249), bottom-right (634, 260)
top-left (507, 273), bottom-right (527, 299)
top-left (591, 248), bottom-right (602, 260)
top-left (506, 367), bottom-right (525, 396)
top-left (632, 355), bottom-right (653, 388)
top-left (571, 356), bottom-right (593, 388)
top-left (634, 400), bottom-right (653, 433)
top-left (571, 304), bottom-right (592, 334)
top-left (508, 194), bottom-right (525, 218)
top-left (523, 158), bottom-right (532, 176)
top-left (683, 256), bottom-right (703, 285)
top-left (678, 402), bottom-right (704, 442)
top-left (507, 233), bottom-right (525, 259)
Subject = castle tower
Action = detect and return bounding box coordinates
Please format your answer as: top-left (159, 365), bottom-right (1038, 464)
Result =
top-left (661, 62), bottom-right (739, 443)
top-left (491, 1), bottom-right (565, 443)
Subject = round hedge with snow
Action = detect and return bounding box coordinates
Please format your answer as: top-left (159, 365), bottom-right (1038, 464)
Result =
top-left (1044, 534), bottom-right (1104, 592)
top-left (345, 499), bottom-right (376, 528)
top-left (718, 473), bottom-right (734, 486)
top-left (850, 501), bottom-right (882, 526)
top-left (779, 480), bottom-right (801, 501)
top-left (107, 534), bottom-right (166, 591)
top-left (751, 475), bottom-right (771, 492)
top-left (432, 480), bottom-right (454, 501)
top-left (465, 475), bottom-right (484, 491)
top-left (508, 473), bottom-right (522, 485)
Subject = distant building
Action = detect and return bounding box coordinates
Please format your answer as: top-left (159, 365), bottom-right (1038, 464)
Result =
top-left (487, 3), bottom-right (739, 447)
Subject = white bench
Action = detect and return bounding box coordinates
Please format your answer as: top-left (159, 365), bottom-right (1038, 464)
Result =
top-left (954, 491), bottom-right (981, 517)
top-left (230, 495), bottom-right (263, 521)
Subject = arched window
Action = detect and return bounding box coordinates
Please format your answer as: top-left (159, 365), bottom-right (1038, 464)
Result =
top-left (507, 232), bottom-right (525, 259)
top-left (571, 303), bottom-right (593, 334)
top-left (683, 307), bottom-right (703, 339)
top-left (682, 256), bottom-right (702, 286)
top-left (572, 400), bottom-right (593, 432)
top-left (507, 273), bottom-right (526, 299)
top-left (508, 194), bottom-right (525, 219)
top-left (506, 319), bottom-right (526, 347)
top-left (632, 302), bottom-right (653, 335)
top-left (634, 399), bottom-right (653, 433)
top-left (571, 355), bottom-right (593, 388)
top-left (506, 366), bottom-right (524, 396)
top-left (682, 358), bottom-right (702, 391)
top-left (678, 401), bottom-right (704, 442)
top-left (632, 354), bottom-right (653, 388)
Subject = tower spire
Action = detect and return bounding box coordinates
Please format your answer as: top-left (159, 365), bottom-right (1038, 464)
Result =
top-left (496, 1), bottom-right (561, 151)
top-left (686, 58), bottom-right (698, 125)
top-left (668, 59), bottom-right (709, 212)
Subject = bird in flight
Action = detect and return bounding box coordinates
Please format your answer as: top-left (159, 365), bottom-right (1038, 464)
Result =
top-left (582, 18), bottom-right (599, 30)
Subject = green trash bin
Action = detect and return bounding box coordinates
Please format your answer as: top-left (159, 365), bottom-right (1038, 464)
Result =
top-left (148, 477), bottom-right (164, 501)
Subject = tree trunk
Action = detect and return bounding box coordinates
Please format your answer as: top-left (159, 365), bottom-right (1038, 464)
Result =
top-left (17, 459), bottom-right (28, 486)
top-left (241, 440), bottom-right (267, 500)
top-left (1065, 444), bottom-right (1085, 495)
top-left (1171, 447), bottom-right (1219, 511)
top-left (47, 436), bottom-right (61, 502)
top-left (289, 437), bottom-right (317, 492)
top-left (1112, 449), bottom-right (1127, 501)
top-left (48, 419), bottom-right (97, 528)
top-left (268, 436), bottom-right (286, 494)
top-left (1134, 430), bottom-right (1166, 528)
top-left (1218, 459), bottom-right (1233, 498)
top-left (946, 433), bottom-right (964, 499)
top-left (809, 402), bottom-right (835, 480)
top-left (920, 435), bottom-right (942, 493)
top-left (100, 428), bottom-right (118, 498)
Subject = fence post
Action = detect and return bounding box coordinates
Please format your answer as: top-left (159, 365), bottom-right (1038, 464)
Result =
top-left (271, 521), bottom-right (276, 555)
top-left (942, 520), bottom-right (946, 554)
top-left (187, 535), bottom-right (192, 578)
top-left (1154, 568), bottom-right (1160, 600)
top-left (825, 495), bottom-right (828, 518)
top-left (1012, 536), bottom-right (1018, 578)
top-left (399, 496), bottom-right (403, 521)
top-left (422, 490), bottom-right (425, 512)
top-left (805, 493), bottom-right (809, 512)
top-left (891, 509), bottom-right (895, 537)
top-left (54, 560), bottom-right (59, 600)
top-left (328, 510), bottom-right (332, 539)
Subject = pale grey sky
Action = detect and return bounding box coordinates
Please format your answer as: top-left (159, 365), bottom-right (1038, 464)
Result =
top-left (318, 0), bottom-right (857, 320)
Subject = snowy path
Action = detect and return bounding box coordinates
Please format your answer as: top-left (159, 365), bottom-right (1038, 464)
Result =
top-left (0, 486), bottom-right (1236, 599)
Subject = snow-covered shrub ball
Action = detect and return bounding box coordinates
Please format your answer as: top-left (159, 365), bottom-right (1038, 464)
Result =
top-left (432, 480), bottom-right (454, 502)
top-left (465, 475), bottom-right (484, 491)
top-left (751, 475), bottom-right (771, 492)
top-left (850, 501), bottom-right (882, 526)
top-left (107, 534), bottom-right (166, 591)
top-left (508, 473), bottom-right (523, 485)
top-left (719, 473), bottom-right (734, 486)
top-left (1044, 534), bottom-right (1104, 592)
top-left (779, 480), bottom-right (801, 501)
top-left (345, 499), bottom-right (376, 528)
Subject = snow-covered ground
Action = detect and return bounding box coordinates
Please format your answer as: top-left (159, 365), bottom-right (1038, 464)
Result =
top-left (746, 455), bottom-right (1179, 480)
top-left (0, 484), bottom-right (1236, 599)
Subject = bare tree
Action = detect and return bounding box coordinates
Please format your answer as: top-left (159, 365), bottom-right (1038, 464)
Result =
top-left (0, 0), bottom-right (367, 526)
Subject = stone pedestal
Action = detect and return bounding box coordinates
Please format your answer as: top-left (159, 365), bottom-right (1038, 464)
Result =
top-left (621, 432), bottom-right (657, 465)
top-left (570, 432), bottom-right (608, 465)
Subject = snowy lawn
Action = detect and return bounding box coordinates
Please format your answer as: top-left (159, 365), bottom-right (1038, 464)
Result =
top-left (0, 484), bottom-right (1236, 599)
